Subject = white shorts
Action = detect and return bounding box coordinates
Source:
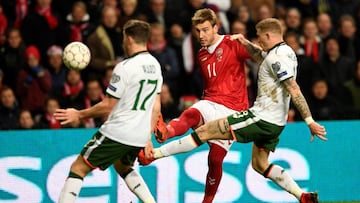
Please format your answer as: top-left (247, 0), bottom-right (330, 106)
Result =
top-left (191, 100), bottom-right (238, 151)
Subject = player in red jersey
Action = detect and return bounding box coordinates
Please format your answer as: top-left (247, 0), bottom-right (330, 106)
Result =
top-left (140, 8), bottom-right (250, 203)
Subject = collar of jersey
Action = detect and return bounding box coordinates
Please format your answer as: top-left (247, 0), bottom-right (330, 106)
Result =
top-left (267, 41), bottom-right (286, 53)
top-left (125, 50), bottom-right (148, 59)
top-left (206, 35), bottom-right (225, 54)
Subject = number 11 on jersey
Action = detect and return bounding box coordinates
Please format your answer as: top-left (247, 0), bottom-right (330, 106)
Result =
top-left (207, 62), bottom-right (217, 78)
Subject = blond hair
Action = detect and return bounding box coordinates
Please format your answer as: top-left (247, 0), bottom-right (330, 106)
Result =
top-left (191, 8), bottom-right (217, 27)
top-left (256, 18), bottom-right (283, 35)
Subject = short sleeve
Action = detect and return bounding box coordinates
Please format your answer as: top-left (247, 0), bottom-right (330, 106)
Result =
top-left (266, 54), bottom-right (296, 82)
top-left (106, 64), bottom-right (127, 98)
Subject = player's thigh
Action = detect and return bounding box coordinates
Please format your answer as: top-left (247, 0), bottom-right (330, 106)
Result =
top-left (81, 131), bottom-right (142, 170)
top-left (197, 117), bottom-right (233, 141)
top-left (227, 110), bottom-right (284, 151)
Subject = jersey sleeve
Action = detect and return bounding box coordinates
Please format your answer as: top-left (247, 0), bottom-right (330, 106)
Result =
top-left (106, 64), bottom-right (127, 99)
top-left (235, 41), bottom-right (251, 59)
top-left (266, 54), bottom-right (296, 82)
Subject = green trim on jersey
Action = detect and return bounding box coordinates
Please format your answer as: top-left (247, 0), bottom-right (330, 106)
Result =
top-left (81, 131), bottom-right (142, 170)
top-left (227, 110), bottom-right (284, 151)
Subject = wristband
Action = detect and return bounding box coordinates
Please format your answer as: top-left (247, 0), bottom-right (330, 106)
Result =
top-left (304, 117), bottom-right (315, 125)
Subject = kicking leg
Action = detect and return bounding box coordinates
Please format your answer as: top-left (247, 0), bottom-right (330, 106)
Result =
top-left (167, 107), bottom-right (203, 139)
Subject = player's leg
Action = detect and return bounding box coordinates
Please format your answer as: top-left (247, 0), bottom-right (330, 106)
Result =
top-left (113, 160), bottom-right (155, 203)
top-left (252, 144), bottom-right (314, 202)
top-left (167, 107), bottom-right (203, 138)
top-left (152, 117), bottom-right (232, 159)
top-left (202, 142), bottom-right (228, 203)
top-left (58, 155), bottom-right (93, 203)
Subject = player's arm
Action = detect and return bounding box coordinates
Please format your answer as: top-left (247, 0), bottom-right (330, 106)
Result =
top-left (54, 94), bottom-right (118, 125)
top-left (282, 77), bottom-right (327, 141)
top-left (231, 34), bottom-right (264, 63)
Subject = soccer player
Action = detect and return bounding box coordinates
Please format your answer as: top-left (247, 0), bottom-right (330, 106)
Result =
top-left (141, 8), bottom-right (250, 203)
top-left (54, 20), bottom-right (163, 203)
top-left (142, 18), bottom-right (327, 203)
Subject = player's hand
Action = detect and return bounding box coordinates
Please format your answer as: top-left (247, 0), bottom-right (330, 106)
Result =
top-left (144, 140), bottom-right (154, 159)
top-left (230, 33), bottom-right (247, 45)
top-left (54, 108), bottom-right (80, 126)
top-left (308, 122), bottom-right (327, 142)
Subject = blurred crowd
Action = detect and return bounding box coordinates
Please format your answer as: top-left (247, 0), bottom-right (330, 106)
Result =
top-left (0, 0), bottom-right (360, 130)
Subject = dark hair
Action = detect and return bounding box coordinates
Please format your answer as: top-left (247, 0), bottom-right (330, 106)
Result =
top-left (123, 20), bottom-right (151, 45)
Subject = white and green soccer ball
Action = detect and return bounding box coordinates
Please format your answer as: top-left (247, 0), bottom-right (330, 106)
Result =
top-left (63, 42), bottom-right (91, 70)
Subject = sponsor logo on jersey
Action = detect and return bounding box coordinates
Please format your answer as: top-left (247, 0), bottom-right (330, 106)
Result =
top-left (277, 71), bottom-right (288, 78)
top-left (111, 74), bottom-right (121, 83)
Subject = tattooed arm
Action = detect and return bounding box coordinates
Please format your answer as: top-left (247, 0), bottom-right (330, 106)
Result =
top-left (231, 34), bottom-right (264, 64)
top-left (282, 77), bottom-right (328, 141)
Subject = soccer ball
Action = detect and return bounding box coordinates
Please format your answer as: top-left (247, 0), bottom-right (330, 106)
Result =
top-left (63, 42), bottom-right (91, 70)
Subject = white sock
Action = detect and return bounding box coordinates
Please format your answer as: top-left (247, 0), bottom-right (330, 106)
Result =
top-left (124, 170), bottom-right (155, 203)
top-left (267, 165), bottom-right (303, 199)
top-left (58, 177), bottom-right (83, 203)
top-left (154, 135), bottom-right (198, 158)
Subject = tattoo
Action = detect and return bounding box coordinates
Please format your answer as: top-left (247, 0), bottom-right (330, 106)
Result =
top-left (283, 79), bottom-right (312, 119)
top-left (243, 42), bottom-right (264, 63)
top-left (217, 119), bottom-right (230, 134)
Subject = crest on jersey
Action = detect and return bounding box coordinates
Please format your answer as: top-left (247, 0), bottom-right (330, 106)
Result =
top-left (111, 74), bottom-right (120, 83)
top-left (271, 61), bottom-right (281, 72)
top-left (216, 48), bottom-right (223, 61)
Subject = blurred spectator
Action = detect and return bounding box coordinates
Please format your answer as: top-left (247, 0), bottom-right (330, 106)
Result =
top-left (0, 86), bottom-right (21, 130)
top-left (238, 0), bottom-right (275, 22)
top-left (181, 26), bottom-right (203, 98)
top-left (282, 0), bottom-right (317, 19)
top-left (337, 15), bottom-right (358, 59)
top-left (18, 109), bottom-right (38, 129)
top-left (16, 45), bottom-right (51, 117)
top-left (14, 0), bottom-right (29, 28)
top-left (285, 7), bottom-right (302, 35)
top-left (65, 1), bottom-right (96, 43)
top-left (299, 18), bottom-right (324, 63)
top-left (307, 79), bottom-right (341, 120)
top-left (101, 67), bottom-right (113, 91)
top-left (318, 36), bottom-right (355, 106)
top-left (148, 22), bottom-right (180, 97)
top-left (160, 83), bottom-right (180, 122)
top-left (0, 28), bottom-right (26, 90)
top-left (86, 6), bottom-right (123, 81)
top-left (230, 4), bottom-right (256, 39)
top-left (0, 4), bottom-right (8, 48)
top-left (87, 0), bottom-right (121, 24)
top-left (168, 23), bottom-right (186, 69)
top-left (61, 69), bottom-right (84, 109)
top-left (206, 0), bottom-right (231, 33)
top-left (81, 78), bottom-right (106, 128)
top-left (118, 0), bottom-right (146, 28)
top-left (255, 3), bottom-right (273, 22)
top-left (285, 31), bottom-right (318, 98)
top-left (316, 12), bottom-right (336, 40)
top-left (344, 60), bottom-right (360, 117)
top-left (179, 0), bottom-right (206, 33)
top-left (178, 94), bottom-right (198, 111)
top-left (230, 19), bottom-right (247, 36)
top-left (145, 0), bottom-right (178, 36)
top-left (21, 0), bottom-right (66, 60)
top-left (37, 96), bottom-right (62, 129)
top-left (47, 45), bottom-right (67, 100)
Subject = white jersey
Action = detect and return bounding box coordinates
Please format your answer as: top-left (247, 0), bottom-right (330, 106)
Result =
top-left (250, 42), bottom-right (297, 126)
top-left (100, 51), bottom-right (163, 147)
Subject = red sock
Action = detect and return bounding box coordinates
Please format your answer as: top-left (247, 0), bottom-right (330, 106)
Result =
top-left (202, 143), bottom-right (227, 203)
top-left (167, 108), bottom-right (201, 139)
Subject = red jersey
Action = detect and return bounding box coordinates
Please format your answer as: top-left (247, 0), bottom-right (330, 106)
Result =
top-left (197, 35), bottom-right (250, 111)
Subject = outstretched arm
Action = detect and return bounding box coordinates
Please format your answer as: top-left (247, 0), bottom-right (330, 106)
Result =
top-left (54, 94), bottom-right (118, 125)
top-left (231, 34), bottom-right (264, 64)
top-left (282, 78), bottom-right (327, 141)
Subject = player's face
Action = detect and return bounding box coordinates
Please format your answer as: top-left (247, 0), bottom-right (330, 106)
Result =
top-left (256, 31), bottom-right (270, 51)
top-left (195, 21), bottom-right (218, 47)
